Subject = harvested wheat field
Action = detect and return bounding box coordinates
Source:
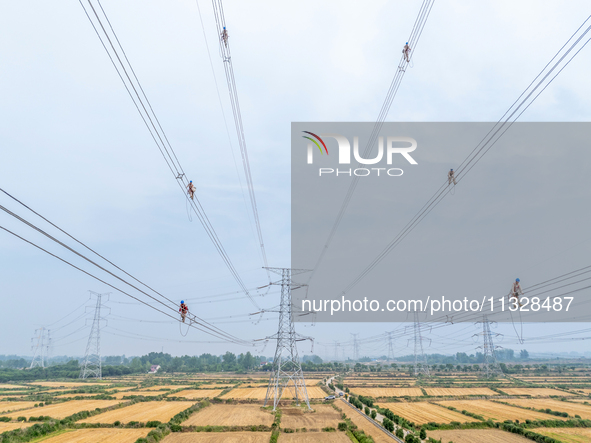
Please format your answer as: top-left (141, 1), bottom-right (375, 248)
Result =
top-left (378, 402), bottom-right (478, 425)
top-left (36, 429), bottom-right (149, 443)
top-left (80, 401), bottom-right (195, 424)
top-left (350, 387), bottom-right (423, 398)
top-left (143, 385), bottom-right (192, 391)
top-left (280, 404), bottom-right (342, 429)
top-left (0, 402), bottom-right (38, 414)
top-left (2, 400), bottom-right (122, 419)
top-left (110, 390), bottom-right (169, 399)
top-left (172, 389), bottom-right (224, 399)
top-left (437, 400), bottom-right (560, 422)
top-left (198, 384), bottom-right (235, 389)
top-left (428, 429), bottom-right (529, 442)
top-left (0, 385), bottom-right (27, 390)
top-left (345, 407), bottom-right (394, 443)
top-left (504, 399), bottom-right (591, 420)
top-left (220, 386), bottom-right (326, 400)
top-left (0, 422), bottom-right (32, 433)
top-left (500, 388), bottom-right (574, 396)
top-left (162, 432), bottom-right (271, 442)
top-left (183, 403), bottom-right (274, 427)
top-left (280, 432), bottom-right (351, 442)
top-left (27, 382), bottom-right (110, 388)
top-left (424, 387), bottom-right (497, 396)
top-left (533, 427), bottom-right (591, 443)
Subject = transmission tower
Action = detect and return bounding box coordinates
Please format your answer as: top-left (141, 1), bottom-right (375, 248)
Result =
top-left (351, 333), bottom-right (360, 361)
top-left (263, 268), bottom-right (312, 411)
top-left (333, 341), bottom-right (339, 362)
top-left (411, 310), bottom-right (430, 377)
top-left (30, 327), bottom-right (50, 368)
top-left (474, 315), bottom-right (503, 378)
top-left (386, 331), bottom-right (395, 362)
top-left (80, 291), bottom-right (109, 379)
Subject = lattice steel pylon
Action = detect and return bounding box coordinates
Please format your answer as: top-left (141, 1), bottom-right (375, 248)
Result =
top-left (263, 268), bottom-right (312, 411)
top-left (386, 331), bottom-right (395, 362)
top-left (30, 327), bottom-right (50, 369)
top-left (412, 310), bottom-right (430, 377)
top-left (474, 315), bottom-right (503, 378)
top-left (80, 292), bottom-right (109, 379)
top-left (351, 333), bottom-right (360, 361)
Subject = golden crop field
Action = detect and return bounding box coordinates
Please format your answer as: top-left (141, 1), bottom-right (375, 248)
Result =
top-left (172, 389), bottom-right (224, 399)
top-left (345, 406), bottom-right (395, 443)
top-left (437, 400), bottom-right (561, 422)
top-left (2, 400), bottom-right (123, 419)
top-left (280, 404), bottom-right (342, 429)
top-left (424, 387), bottom-right (497, 396)
top-left (0, 422), bottom-right (32, 433)
top-left (110, 391), bottom-right (169, 399)
top-left (378, 402), bottom-right (479, 425)
top-left (0, 385), bottom-right (27, 390)
top-left (504, 399), bottom-right (591, 420)
top-left (27, 382), bottom-right (110, 388)
top-left (143, 385), bottom-right (192, 391)
top-left (533, 427), bottom-right (591, 443)
top-left (500, 388), bottom-right (574, 396)
top-left (182, 404), bottom-right (274, 427)
top-left (36, 429), bottom-right (150, 443)
top-left (280, 433), bottom-right (351, 442)
top-left (80, 401), bottom-right (195, 423)
top-left (198, 384), bottom-right (235, 389)
top-left (162, 432), bottom-right (271, 442)
top-left (220, 386), bottom-right (326, 400)
top-left (350, 387), bottom-right (423, 397)
top-left (0, 401), bottom-right (38, 414)
top-left (427, 429), bottom-right (530, 442)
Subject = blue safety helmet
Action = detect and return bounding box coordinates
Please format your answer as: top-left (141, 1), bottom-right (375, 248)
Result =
top-left (406, 42), bottom-right (408, 44)
top-left (181, 300), bottom-right (185, 304)
top-left (515, 278), bottom-right (520, 282)
top-left (450, 169), bottom-right (453, 171)
top-left (190, 180), bottom-right (192, 183)
top-left (223, 27), bottom-right (226, 29)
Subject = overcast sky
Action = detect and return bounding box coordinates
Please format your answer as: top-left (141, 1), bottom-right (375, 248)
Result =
top-left (1, 0), bottom-right (590, 361)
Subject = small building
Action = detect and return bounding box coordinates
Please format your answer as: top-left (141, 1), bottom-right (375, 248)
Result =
top-left (148, 365), bottom-right (161, 374)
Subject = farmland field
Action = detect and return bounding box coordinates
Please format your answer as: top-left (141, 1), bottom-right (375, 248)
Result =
top-left (111, 390), bottom-right (169, 399)
top-left (143, 385), bottom-right (192, 391)
top-left (182, 404), bottom-right (274, 427)
top-left (350, 387), bottom-right (423, 397)
top-left (36, 429), bottom-right (149, 443)
top-left (162, 432), bottom-right (271, 442)
top-left (378, 402), bottom-right (479, 425)
top-left (172, 389), bottom-right (224, 399)
top-left (504, 399), bottom-right (591, 420)
top-left (499, 388), bottom-right (574, 396)
top-left (280, 433), bottom-right (351, 442)
top-left (220, 386), bottom-right (326, 400)
top-left (0, 401), bottom-right (38, 414)
top-left (428, 429), bottom-right (530, 442)
top-left (436, 400), bottom-right (561, 421)
top-left (1, 400), bottom-right (123, 419)
top-left (80, 401), bottom-right (195, 423)
top-left (26, 382), bottom-right (110, 388)
top-left (344, 403), bottom-right (396, 443)
top-left (424, 387), bottom-right (497, 396)
top-left (0, 422), bottom-right (32, 432)
top-left (534, 427), bottom-right (591, 443)
top-left (280, 404), bottom-right (342, 429)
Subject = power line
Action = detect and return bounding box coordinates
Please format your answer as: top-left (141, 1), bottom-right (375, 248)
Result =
top-left (307, 0), bottom-right (436, 283)
top-left (337, 16), bottom-right (591, 296)
top-left (210, 0), bottom-right (270, 281)
top-left (77, 0), bottom-right (261, 309)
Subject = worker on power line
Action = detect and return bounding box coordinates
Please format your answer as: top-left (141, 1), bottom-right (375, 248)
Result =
top-left (187, 180), bottom-right (196, 200)
top-left (221, 26), bottom-right (229, 47)
top-left (403, 42), bottom-right (411, 62)
top-left (179, 300), bottom-right (189, 323)
top-left (510, 278), bottom-right (523, 307)
top-left (448, 168), bottom-right (457, 186)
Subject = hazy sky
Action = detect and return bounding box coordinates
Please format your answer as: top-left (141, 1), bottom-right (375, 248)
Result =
top-left (1, 0), bottom-right (590, 360)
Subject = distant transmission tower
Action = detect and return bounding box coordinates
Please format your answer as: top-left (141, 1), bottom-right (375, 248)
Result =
top-left (386, 331), bottom-right (395, 362)
top-left (80, 291), bottom-right (109, 379)
top-left (263, 268), bottom-right (312, 411)
top-left (333, 341), bottom-right (339, 362)
top-left (30, 327), bottom-right (50, 368)
top-left (411, 310), bottom-right (430, 377)
top-left (351, 333), bottom-right (360, 361)
top-left (474, 315), bottom-right (503, 378)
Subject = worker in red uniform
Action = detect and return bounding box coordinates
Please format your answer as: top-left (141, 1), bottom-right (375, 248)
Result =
top-left (179, 300), bottom-right (189, 323)
top-left (187, 181), bottom-right (196, 200)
